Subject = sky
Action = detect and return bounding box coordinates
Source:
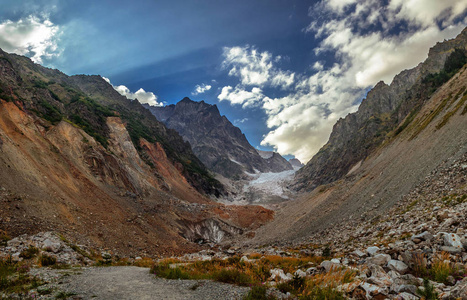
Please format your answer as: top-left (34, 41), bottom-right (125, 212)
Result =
top-left (0, 0), bottom-right (466, 163)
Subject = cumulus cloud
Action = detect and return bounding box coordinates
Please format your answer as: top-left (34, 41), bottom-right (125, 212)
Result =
top-left (0, 15), bottom-right (61, 64)
top-left (222, 46), bottom-right (295, 89)
top-left (218, 0), bottom-right (467, 163)
top-left (218, 86), bottom-right (265, 108)
top-left (102, 77), bottom-right (162, 107)
top-left (192, 83), bottom-right (212, 95)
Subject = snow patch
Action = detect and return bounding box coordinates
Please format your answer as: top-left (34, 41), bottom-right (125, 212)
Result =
top-left (244, 169), bottom-right (296, 199)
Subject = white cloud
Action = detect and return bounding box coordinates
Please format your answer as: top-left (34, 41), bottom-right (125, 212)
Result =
top-left (233, 118), bottom-right (249, 126)
top-left (0, 15), bottom-right (61, 64)
top-left (218, 1), bottom-right (467, 163)
top-left (218, 86), bottom-right (265, 108)
top-left (192, 83), bottom-right (212, 95)
top-left (102, 77), bottom-right (162, 107)
top-left (222, 46), bottom-right (295, 89)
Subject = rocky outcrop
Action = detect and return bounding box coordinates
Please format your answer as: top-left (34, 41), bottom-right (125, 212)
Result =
top-left (0, 49), bottom-right (273, 256)
top-left (257, 150), bottom-right (293, 173)
top-left (0, 50), bottom-right (222, 196)
top-left (147, 98), bottom-right (292, 179)
top-left (294, 28), bottom-right (467, 191)
top-left (289, 158), bottom-right (304, 169)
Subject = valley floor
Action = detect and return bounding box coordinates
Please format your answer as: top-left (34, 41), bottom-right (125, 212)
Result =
top-left (31, 266), bottom-right (249, 300)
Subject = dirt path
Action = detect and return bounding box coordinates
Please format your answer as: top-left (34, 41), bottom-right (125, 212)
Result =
top-left (52, 266), bottom-right (249, 300)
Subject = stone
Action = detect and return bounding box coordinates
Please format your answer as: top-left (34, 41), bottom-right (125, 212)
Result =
top-left (320, 260), bottom-right (340, 272)
top-left (360, 282), bottom-right (388, 298)
top-left (412, 231), bottom-right (433, 242)
top-left (41, 238), bottom-right (62, 253)
top-left (393, 284), bottom-right (418, 295)
top-left (450, 278), bottom-right (467, 300)
top-left (352, 249), bottom-right (367, 258)
top-left (443, 233), bottom-right (463, 249)
top-left (440, 246), bottom-right (462, 254)
top-left (367, 264), bottom-right (392, 287)
top-left (367, 253), bottom-right (391, 266)
top-left (395, 292), bottom-right (419, 300)
top-left (366, 246), bottom-right (380, 256)
top-left (270, 268), bottom-right (292, 282)
top-left (294, 269), bottom-right (307, 278)
top-left (330, 258), bottom-right (341, 264)
top-left (240, 256), bottom-right (252, 263)
top-left (305, 267), bottom-right (318, 275)
top-left (388, 260), bottom-right (409, 274)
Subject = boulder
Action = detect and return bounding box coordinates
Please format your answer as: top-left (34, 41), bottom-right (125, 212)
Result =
top-left (367, 254), bottom-right (391, 266)
top-left (395, 292), bottom-right (419, 300)
top-left (320, 260), bottom-right (341, 272)
top-left (360, 282), bottom-right (388, 298)
top-left (388, 260), bottom-right (409, 274)
top-left (270, 268), bottom-right (292, 282)
top-left (450, 278), bottom-right (467, 300)
top-left (411, 231), bottom-right (433, 242)
top-left (443, 233), bottom-right (463, 250)
top-left (367, 264), bottom-right (392, 287)
top-left (440, 246), bottom-right (462, 254)
top-left (294, 269), bottom-right (307, 278)
top-left (352, 249), bottom-right (367, 258)
top-left (366, 246), bottom-right (380, 256)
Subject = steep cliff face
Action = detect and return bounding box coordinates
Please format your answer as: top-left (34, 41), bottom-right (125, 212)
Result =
top-left (147, 98), bottom-right (292, 179)
top-left (0, 49), bottom-right (222, 196)
top-left (0, 50), bottom-right (273, 256)
top-left (294, 28), bottom-right (467, 191)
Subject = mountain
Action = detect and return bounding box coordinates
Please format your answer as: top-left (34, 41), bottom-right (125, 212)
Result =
top-left (289, 158), bottom-right (304, 169)
top-left (0, 49), bottom-right (274, 256)
top-left (294, 28), bottom-right (467, 192)
top-left (249, 28), bottom-right (467, 245)
top-left (146, 98), bottom-right (293, 179)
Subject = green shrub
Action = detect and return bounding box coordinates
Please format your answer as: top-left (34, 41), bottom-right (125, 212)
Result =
top-left (19, 246), bottom-right (39, 259)
top-left (39, 254), bottom-right (56, 266)
top-left (417, 278), bottom-right (438, 300)
top-left (322, 246), bottom-right (331, 258)
top-left (301, 285), bottom-right (346, 300)
top-left (151, 264), bottom-right (190, 280)
top-left (243, 285), bottom-right (276, 300)
top-left (0, 232), bottom-right (10, 247)
top-left (213, 269), bottom-right (251, 286)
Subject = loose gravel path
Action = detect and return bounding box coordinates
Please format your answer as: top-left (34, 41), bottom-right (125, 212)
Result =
top-left (53, 266), bottom-right (249, 300)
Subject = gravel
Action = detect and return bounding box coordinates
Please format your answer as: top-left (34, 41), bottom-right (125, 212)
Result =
top-left (34, 266), bottom-right (250, 300)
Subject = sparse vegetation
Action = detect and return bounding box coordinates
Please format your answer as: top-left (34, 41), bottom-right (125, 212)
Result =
top-left (39, 254), bottom-right (57, 266)
top-left (441, 193), bottom-right (467, 207)
top-left (19, 246), bottom-right (39, 259)
top-left (150, 255), bottom-right (350, 299)
top-left (416, 278), bottom-right (438, 300)
top-left (0, 257), bottom-right (43, 294)
top-left (243, 285), bottom-right (276, 300)
top-left (0, 231), bottom-right (10, 247)
top-left (422, 49), bottom-right (467, 95)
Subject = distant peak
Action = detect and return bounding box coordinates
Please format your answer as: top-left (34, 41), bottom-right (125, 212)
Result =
top-left (180, 97), bottom-right (194, 102)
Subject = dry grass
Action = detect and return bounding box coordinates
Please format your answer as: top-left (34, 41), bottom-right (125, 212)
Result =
top-left (151, 254), bottom-right (353, 299)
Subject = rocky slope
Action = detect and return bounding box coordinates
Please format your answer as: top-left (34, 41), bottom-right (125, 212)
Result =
top-left (146, 98), bottom-right (292, 179)
top-left (247, 48), bottom-right (467, 248)
top-left (294, 28), bottom-right (467, 192)
top-left (0, 49), bottom-right (274, 256)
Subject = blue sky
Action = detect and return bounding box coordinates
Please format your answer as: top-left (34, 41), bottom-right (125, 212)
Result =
top-left (1, 0), bottom-right (466, 162)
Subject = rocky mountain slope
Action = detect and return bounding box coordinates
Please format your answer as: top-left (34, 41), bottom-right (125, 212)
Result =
top-left (248, 33), bottom-right (467, 247)
top-left (294, 28), bottom-right (467, 192)
top-left (146, 98), bottom-right (293, 179)
top-left (0, 49), bottom-right (274, 256)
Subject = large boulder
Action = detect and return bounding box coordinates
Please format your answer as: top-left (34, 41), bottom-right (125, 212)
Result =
top-left (388, 260), bottom-right (409, 275)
